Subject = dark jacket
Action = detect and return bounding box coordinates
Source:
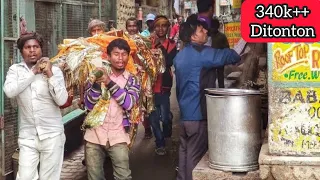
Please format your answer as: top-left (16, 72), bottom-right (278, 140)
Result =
top-left (211, 31), bottom-right (229, 48)
top-left (199, 31), bottom-right (230, 119)
top-left (153, 39), bottom-right (177, 93)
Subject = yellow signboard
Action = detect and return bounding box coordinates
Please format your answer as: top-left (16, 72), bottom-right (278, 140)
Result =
top-left (272, 43), bottom-right (320, 82)
top-left (269, 43), bottom-right (320, 155)
top-left (224, 22), bottom-right (241, 48)
top-left (232, 0), bottom-right (241, 9)
top-left (274, 88), bottom-right (320, 119)
top-left (269, 88), bottom-right (320, 154)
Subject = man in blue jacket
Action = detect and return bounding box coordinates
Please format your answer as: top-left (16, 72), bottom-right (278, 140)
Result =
top-left (175, 16), bottom-right (241, 180)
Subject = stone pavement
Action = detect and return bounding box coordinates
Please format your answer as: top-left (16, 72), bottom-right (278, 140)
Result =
top-left (60, 120), bottom-right (180, 180)
top-left (60, 77), bottom-right (180, 180)
top-left (60, 146), bottom-right (87, 180)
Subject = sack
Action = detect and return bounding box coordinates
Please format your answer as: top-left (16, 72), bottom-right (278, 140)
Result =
top-left (81, 98), bottom-right (110, 130)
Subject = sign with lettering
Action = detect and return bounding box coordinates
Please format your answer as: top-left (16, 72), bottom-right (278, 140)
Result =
top-left (272, 43), bottom-right (320, 82)
top-left (268, 42), bottom-right (320, 156)
top-left (224, 22), bottom-right (241, 48)
top-left (269, 88), bottom-right (320, 154)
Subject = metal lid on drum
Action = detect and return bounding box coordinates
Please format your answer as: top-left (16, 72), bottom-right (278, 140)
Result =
top-left (205, 88), bottom-right (263, 96)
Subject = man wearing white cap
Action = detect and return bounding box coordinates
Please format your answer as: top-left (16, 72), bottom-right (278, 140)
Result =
top-left (87, 18), bottom-right (106, 36)
top-left (140, 13), bottom-right (156, 37)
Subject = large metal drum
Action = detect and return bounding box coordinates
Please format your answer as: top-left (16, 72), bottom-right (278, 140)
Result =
top-left (205, 88), bottom-right (262, 172)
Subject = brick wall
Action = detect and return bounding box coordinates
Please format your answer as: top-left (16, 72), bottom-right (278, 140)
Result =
top-left (137, 0), bottom-right (172, 30)
top-left (116, 0), bottom-right (172, 30)
top-left (117, 0), bottom-right (136, 30)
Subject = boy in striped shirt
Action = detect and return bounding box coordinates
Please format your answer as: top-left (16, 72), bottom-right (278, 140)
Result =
top-left (84, 38), bottom-right (140, 180)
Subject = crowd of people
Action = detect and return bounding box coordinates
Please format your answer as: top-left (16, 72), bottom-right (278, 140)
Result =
top-left (3, 0), bottom-right (242, 180)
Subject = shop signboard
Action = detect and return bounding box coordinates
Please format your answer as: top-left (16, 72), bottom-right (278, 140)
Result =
top-left (231, 0), bottom-right (241, 9)
top-left (268, 43), bottom-right (320, 156)
top-left (224, 22), bottom-right (241, 48)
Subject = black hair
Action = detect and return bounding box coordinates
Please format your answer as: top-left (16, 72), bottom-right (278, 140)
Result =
top-left (179, 14), bottom-right (205, 43)
top-left (17, 32), bottom-right (44, 53)
top-left (197, 0), bottom-right (213, 13)
top-left (155, 15), bottom-right (168, 20)
top-left (186, 14), bottom-right (198, 22)
top-left (176, 15), bottom-right (183, 19)
top-left (126, 17), bottom-right (138, 28)
top-left (211, 18), bottom-right (220, 31)
top-left (107, 38), bottom-right (131, 55)
top-left (108, 20), bottom-right (115, 30)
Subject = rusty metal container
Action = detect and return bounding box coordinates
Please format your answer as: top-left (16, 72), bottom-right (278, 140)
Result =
top-left (205, 88), bottom-right (262, 172)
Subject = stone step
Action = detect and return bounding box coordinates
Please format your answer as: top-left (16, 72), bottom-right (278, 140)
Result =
top-left (238, 63), bottom-right (244, 71)
top-left (193, 153), bottom-right (260, 180)
top-left (259, 143), bottom-right (320, 180)
top-left (258, 57), bottom-right (267, 69)
top-left (227, 71), bottom-right (243, 80)
top-left (225, 79), bottom-right (237, 88)
top-left (224, 65), bottom-right (242, 77)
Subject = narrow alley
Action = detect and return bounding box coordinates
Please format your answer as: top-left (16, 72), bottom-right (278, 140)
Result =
top-left (61, 80), bottom-right (180, 180)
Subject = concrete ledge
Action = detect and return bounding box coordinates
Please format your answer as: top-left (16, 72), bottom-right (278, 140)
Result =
top-left (227, 71), bottom-right (243, 80)
top-left (193, 153), bottom-right (260, 180)
top-left (259, 143), bottom-right (320, 180)
top-left (259, 143), bottom-right (320, 166)
top-left (62, 108), bottom-right (85, 125)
